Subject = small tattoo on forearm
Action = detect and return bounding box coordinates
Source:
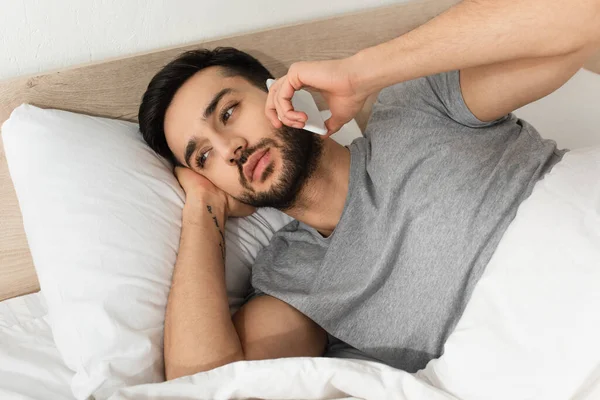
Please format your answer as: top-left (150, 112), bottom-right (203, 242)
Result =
top-left (207, 205), bottom-right (226, 261)
top-left (218, 243), bottom-right (225, 260)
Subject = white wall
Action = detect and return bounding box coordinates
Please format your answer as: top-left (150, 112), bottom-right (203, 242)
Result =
top-left (514, 69), bottom-right (600, 150)
top-left (0, 0), bottom-right (398, 80)
top-left (1, 0), bottom-right (598, 148)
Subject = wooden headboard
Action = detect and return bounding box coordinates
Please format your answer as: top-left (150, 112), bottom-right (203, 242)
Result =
top-left (0, 0), bottom-right (464, 301)
top-left (0, 0), bottom-right (598, 301)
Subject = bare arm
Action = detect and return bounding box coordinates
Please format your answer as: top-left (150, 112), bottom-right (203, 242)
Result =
top-left (460, 45), bottom-right (599, 122)
top-left (164, 198), bottom-right (243, 379)
top-left (355, 0), bottom-right (600, 93)
top-left (164, 168), bottom-right (326, 381)
top-left (232, 295), bottom-right (327, 360)
top-left (267, 0), bottom-right (600, 131)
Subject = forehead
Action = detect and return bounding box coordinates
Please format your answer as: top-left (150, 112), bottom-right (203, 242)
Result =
top-left (163, 66), bottom-right (258, 161)
top-left (166, 66), bottom-right (243, 124)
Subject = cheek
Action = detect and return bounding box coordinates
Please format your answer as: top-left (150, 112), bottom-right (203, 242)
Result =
top-left (239, 105), bottom-right (277, 140)
top-left (206, 166), bottom-right (244, 195)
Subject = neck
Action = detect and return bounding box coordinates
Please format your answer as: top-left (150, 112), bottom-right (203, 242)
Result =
top-left (284, 139), bottom-right (351, 237)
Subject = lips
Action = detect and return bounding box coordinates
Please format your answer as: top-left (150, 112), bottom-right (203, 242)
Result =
top-left (243, 148), bottom-right (269, 182)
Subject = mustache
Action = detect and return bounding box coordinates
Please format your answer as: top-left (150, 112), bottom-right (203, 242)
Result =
top-left (236, 138), bottom-right (280, 189)
top-left (237, 138), bottom-right (278, 166)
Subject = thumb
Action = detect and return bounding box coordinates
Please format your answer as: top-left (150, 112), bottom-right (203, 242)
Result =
top-left (324, 117), bottom-right (345, 137)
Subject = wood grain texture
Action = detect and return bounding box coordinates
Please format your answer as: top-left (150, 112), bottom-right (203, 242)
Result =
top-left (0, 0), bottom-right (458, 301)
top-left (0, 149), bottom-right (39, 299)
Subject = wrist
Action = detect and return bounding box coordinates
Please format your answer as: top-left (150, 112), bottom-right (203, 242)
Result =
top-left (183, 196), bottom-right (227, 226)
top-left (348, 48), bottom-right (386, 96)
top-left (350, 40), bottom-right (413, 95)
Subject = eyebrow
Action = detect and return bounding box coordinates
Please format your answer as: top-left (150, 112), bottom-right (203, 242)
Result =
top-left (182, 88), bottom-right (235, 167)
top-left (203, 88), bottom-right (234, 120)
top-left (184, 138), bottom-right (197, 168)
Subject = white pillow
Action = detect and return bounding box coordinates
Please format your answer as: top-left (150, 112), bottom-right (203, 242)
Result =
top-left (2, 104), bottom-right (362, 400)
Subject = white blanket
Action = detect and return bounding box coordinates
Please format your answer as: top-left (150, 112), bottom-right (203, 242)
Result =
top-left (109, 147), bottom-right (600, 400)
top-left (0, 293), bottom-right (74, 400)
top-left (109, 357), bottom-right (455, 400)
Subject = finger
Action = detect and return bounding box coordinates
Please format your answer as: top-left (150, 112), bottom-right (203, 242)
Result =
top-left (174, 168), bottom-right (191, 193)
top-left (278, 74), bottom-right (309, 122)
top-left (280, 113), bottom-right (305, 129)
top-left (287, 109), bottom-right (308, 122)
top-left (174, 166), bottom-right (185, 179)
top-left (273, 70), bottom-right (306, 123)
top-left (275, 95), bottom-right (306, 124)
top-left (294, 111), bottom-right (308, 122)
top-left (324, 117), bottom-right (344, 136)
top-left (266, 108), bottom-right (283, 128)
top-left (276, 78), bottom-right (300, 121)
top-left (271, 77), bottom-right (297, 128)
top-left (265, 102), bottom-right (283, 128)
top-left (284, 63), bottom-right (313, 123)
top-left (286, 62), bottom-right (306, 92)
top-left (265, 81), bottom-right (283, 128)
top-left (268, 80), bottom-right (303, 125)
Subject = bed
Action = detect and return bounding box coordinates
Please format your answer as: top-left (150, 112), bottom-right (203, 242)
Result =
top-left (1, 0), bottom-right (600, 399)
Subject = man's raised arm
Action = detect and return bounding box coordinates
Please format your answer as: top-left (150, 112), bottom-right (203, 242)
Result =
top-left (266, 0), bottom-right (600, 132)
top-left (354, 0), bottom-right (600, 94)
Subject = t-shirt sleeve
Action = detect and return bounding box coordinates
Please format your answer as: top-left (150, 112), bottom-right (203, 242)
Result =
top-left (325, 335), bottom-right (383, 364)
top-left (425, 70), bottom-right (510, 127)
top-left (243, 286), bottom-right (266, 304)
top-left (372, 70), bottom-right (509, 129)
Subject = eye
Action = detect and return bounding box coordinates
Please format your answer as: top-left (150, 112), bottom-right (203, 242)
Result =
top-left (195, 149), bottom-right (211, 169)
top-left (220, 103), bottom-right (238, 125)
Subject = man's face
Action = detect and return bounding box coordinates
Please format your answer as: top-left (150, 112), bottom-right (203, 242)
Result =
top-left (164, 66), bottom-right (322, 210)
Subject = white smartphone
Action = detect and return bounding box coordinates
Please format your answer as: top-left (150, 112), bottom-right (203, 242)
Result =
top-left (266, 79), bottom-right (327, 135)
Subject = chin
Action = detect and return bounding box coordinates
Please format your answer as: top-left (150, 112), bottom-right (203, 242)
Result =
top-left (236, 129), bottom-right (320, 210)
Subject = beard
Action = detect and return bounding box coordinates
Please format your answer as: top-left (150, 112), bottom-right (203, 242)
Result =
top-left (234, 125), bottom-right (323, 211)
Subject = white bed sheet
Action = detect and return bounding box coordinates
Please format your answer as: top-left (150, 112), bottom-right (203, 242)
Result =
top-left (0, 292), bottom-right (74, 400)
top-left (109, 357), bottom-right (456, 400)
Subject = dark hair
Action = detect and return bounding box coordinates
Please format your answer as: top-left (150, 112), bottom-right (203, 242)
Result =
top-left (138, 47), bottom-right (274, 165)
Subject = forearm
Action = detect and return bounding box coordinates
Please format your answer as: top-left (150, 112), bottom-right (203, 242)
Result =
top-left (164, 201), bottom-right (243, 380)
top-left (353, 0), bottom-right (600, 93)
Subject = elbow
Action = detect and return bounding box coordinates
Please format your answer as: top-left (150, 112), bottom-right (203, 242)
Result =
top-left (165, 364), bottom-right (193, 382)
top-left (164, 351), bottom-right (245, 381)
top-left (165, 364), bottom-right (218, 381)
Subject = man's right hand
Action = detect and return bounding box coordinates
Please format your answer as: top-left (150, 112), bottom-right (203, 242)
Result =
top-left (175, 167), bottom-right (255, 219)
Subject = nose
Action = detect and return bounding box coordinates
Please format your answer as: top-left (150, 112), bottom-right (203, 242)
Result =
top-left (213, 135), bottom-right (247, 165)
top-left (228, 145), bottom-right (244, 165)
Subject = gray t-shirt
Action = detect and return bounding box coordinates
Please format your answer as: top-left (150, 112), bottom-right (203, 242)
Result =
top-left (251, 70), bottom-right (565, 372)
